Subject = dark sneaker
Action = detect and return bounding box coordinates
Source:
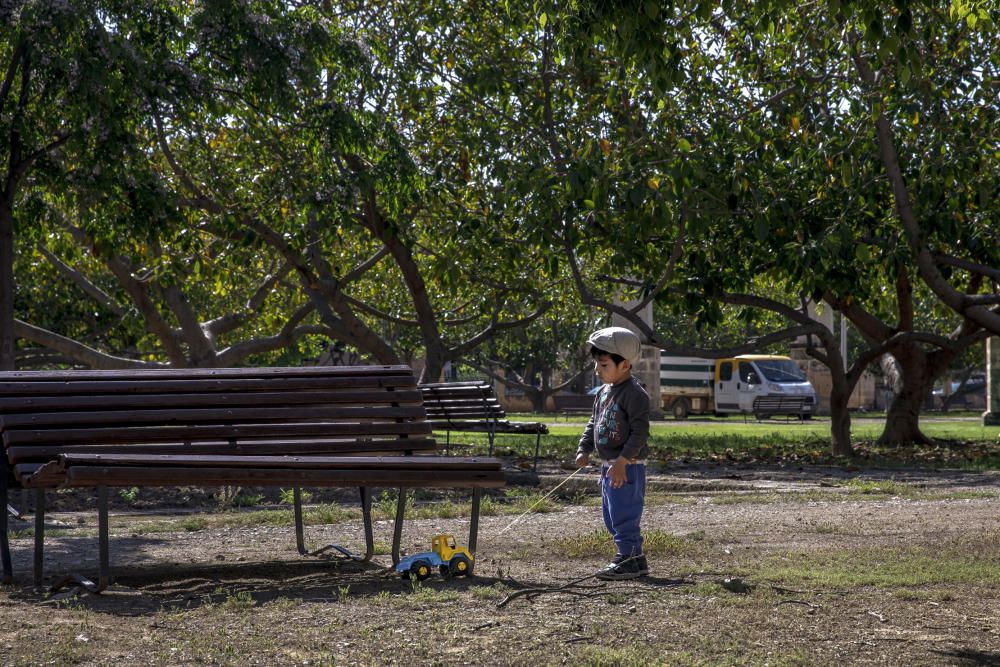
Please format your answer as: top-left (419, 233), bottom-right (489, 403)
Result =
top-left (596, 554), bottom-right (647, 580)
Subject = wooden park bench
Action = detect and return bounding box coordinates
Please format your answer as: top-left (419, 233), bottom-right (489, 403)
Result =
top-left (751, 395), bottom-right (814, 420)
top-left (0, 366), bottom-right (504, 590)
top-left (419, 382), bottom-right (548, 467)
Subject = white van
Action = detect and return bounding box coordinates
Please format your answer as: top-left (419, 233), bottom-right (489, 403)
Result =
top-left (660, 354), bottom-right (817, 420)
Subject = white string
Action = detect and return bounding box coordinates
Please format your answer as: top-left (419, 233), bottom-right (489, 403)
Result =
top-left (495, 466), bottom-right (588, 536)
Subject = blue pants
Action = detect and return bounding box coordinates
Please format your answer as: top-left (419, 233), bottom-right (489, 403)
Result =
top-left (601, 463), bottom-right (646, 556)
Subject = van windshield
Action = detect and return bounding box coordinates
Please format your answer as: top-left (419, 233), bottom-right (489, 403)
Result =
top-left (755, 360), bottom-right (807, 382)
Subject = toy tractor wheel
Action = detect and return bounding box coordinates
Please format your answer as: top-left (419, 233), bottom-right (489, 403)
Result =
top-left (410, 560), bottom-right (432, 581)
top-left (449, 555), bottom-right (471, 577)
top-left (410, 559), bottom-right (432, 581)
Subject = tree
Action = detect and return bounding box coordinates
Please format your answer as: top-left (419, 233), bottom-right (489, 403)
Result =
top-left (1, 1), bottom-right (169, 369)
top-left (121, 0), bottom-right (561, 382)
top-left (534, 0), bottom-right (999, 451)
top-left (3, 2), bottom-right (363, 370)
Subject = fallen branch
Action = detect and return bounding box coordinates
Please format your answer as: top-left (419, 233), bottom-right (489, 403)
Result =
top-left (497, 571), bottom-right (606, 608)
top-left (776, 599), bottom-right (821, 609)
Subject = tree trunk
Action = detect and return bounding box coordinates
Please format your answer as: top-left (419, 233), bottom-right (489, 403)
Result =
top-left (877, 347), bottom-right (947, 447)
top-left (827, 374), bottom-right (854, 457)
top-left (0, 200), bottom-right (15, 371)
top-left (815, 339), bottom-right (854, 457)
top-left (420, 344), bottom-right (446, 384)
top-left (881, 386), bottom-right (933, 446)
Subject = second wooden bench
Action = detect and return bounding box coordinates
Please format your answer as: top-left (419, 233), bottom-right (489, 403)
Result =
top-left (419, 381), bottom-right (548, 467)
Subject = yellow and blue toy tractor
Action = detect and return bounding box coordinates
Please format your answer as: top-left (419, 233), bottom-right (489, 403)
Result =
top-left (396, 534), bottom-right (474, 580)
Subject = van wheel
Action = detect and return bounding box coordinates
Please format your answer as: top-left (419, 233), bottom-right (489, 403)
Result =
top-left (671, 398), bottom-right (690, 420)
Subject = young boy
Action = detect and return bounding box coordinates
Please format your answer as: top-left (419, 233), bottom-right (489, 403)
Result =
top-left (575, 326), bottom-right (651, 580)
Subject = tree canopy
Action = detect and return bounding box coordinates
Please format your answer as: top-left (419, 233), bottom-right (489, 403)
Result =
top-left (2, 0), bottom-right (996, 451)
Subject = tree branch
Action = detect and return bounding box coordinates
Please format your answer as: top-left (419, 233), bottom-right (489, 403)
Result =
top-left (214, 304), bottom-right (322, 366)
top-left (935, 254), bottom-right (1000, 282)
top-left (846, 28), bottom-right (1000, 335)
top-left (62, 223), bottom-right (187, 364)
top-left (13, 319), bottom-right (164, 369)
top-left (450, 301), bottom-right (554, 359)
top-left (37, 242), bottom-right (125, 316)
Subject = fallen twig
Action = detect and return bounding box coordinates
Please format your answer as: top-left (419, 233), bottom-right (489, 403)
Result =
top-left (497, 571), bottom-right (606, 608)
top-left (473, 620), bottom-right (498, 631)
top-left (776, 599), bottom-right (821, 609)
top-left (498, 587), bottom-right (606, 607)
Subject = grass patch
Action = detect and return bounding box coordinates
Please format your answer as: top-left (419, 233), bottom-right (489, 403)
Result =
top-left (506, 487), bottom-right (562, 514)
top-left (705, 486), bottom-right (998, 506)
top-left (179, 517), bottom-right (209, 532)
top-left (404, 580), bottom-right (461, 605)
top-left (840, 478), bottom-right (918, 497)
top-left (646, 492), bottom-right (698, 506)
top-left (552, 528), bottom-right (699, 559)
top-left (572, 645), bottom-right (668, 667)
top-left (758, 531), bottom-right (1000, 589)
top-left (469, 415), bottom-right (1000, 470)
top-left (469, 581), bottom-right (512, 601)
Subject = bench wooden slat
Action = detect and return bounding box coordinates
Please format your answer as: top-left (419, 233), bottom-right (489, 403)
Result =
top-left (0, 365), bottom-right (414, 381)
top-left (6, 437), bottom-right (439, 465)
top-left (3, 420), bottom-right (433, 447)
top-left (57, 453), bottom-right (503, 470)
top-left (0, 372), bottom-right (417, 397)
top-left (56, 466), bottom-right (505, 488)
top-left (0, 404), bottom-right (427, 429)
top-left (428, 420), bottom-right (547, 434)
top-left (0, 389), bottom-right (424, 413)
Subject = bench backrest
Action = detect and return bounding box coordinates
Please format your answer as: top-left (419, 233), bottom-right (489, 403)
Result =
top-left (419, 381), bottom-right (506, 424)
top-left (1, 366), bottom-right (434, 483)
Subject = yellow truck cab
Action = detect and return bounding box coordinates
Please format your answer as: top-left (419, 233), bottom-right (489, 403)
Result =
top-left (660, 354), bottom-right (817, 420)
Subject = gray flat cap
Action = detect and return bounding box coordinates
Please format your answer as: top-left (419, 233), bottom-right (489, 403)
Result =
top-left (587, 326), bottom-right (641, 364)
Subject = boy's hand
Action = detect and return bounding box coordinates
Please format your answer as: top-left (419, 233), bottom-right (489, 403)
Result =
top-left (575, 452), bottom-right (590, 468)
top-left (607, 458), bottom-right (628, 488)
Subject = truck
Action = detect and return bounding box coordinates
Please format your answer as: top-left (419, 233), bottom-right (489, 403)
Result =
top-left (395, 534), bottom-right (474, 580)
top-left (660, 354), bottom-right (818, 420)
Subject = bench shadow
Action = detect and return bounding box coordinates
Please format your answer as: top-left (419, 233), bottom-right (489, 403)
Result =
top-left (930, 649), bottom-right (1000, 666)
top-left (6, 550), bottom-right (508, 616)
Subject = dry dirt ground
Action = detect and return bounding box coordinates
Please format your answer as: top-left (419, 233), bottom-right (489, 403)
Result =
top-left (2, 463), bottom-right (1000, 666)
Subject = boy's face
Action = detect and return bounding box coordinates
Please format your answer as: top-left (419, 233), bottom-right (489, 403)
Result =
top-left (593, 354), bottom-right (631, 386)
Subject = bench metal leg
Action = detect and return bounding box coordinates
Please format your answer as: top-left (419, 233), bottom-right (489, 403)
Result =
top-left (293, 486), bottom-right (307, 555)
top-left (98, 486), bottom-right (110, 591)
top-left (33, 489), bottom-right (45, 588)
top-left (293, 486), bottom-right (373, 562)
top-left (1, 473), bottom-right (11, 585)
top-left (468, 488), bottom-right (482, 575)
top-left (533, 432), bottom-right (542, 472)
top-left (359, 487), bottom-right (374, 561)
top-left (391, 488), bottom-right (406, 565)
